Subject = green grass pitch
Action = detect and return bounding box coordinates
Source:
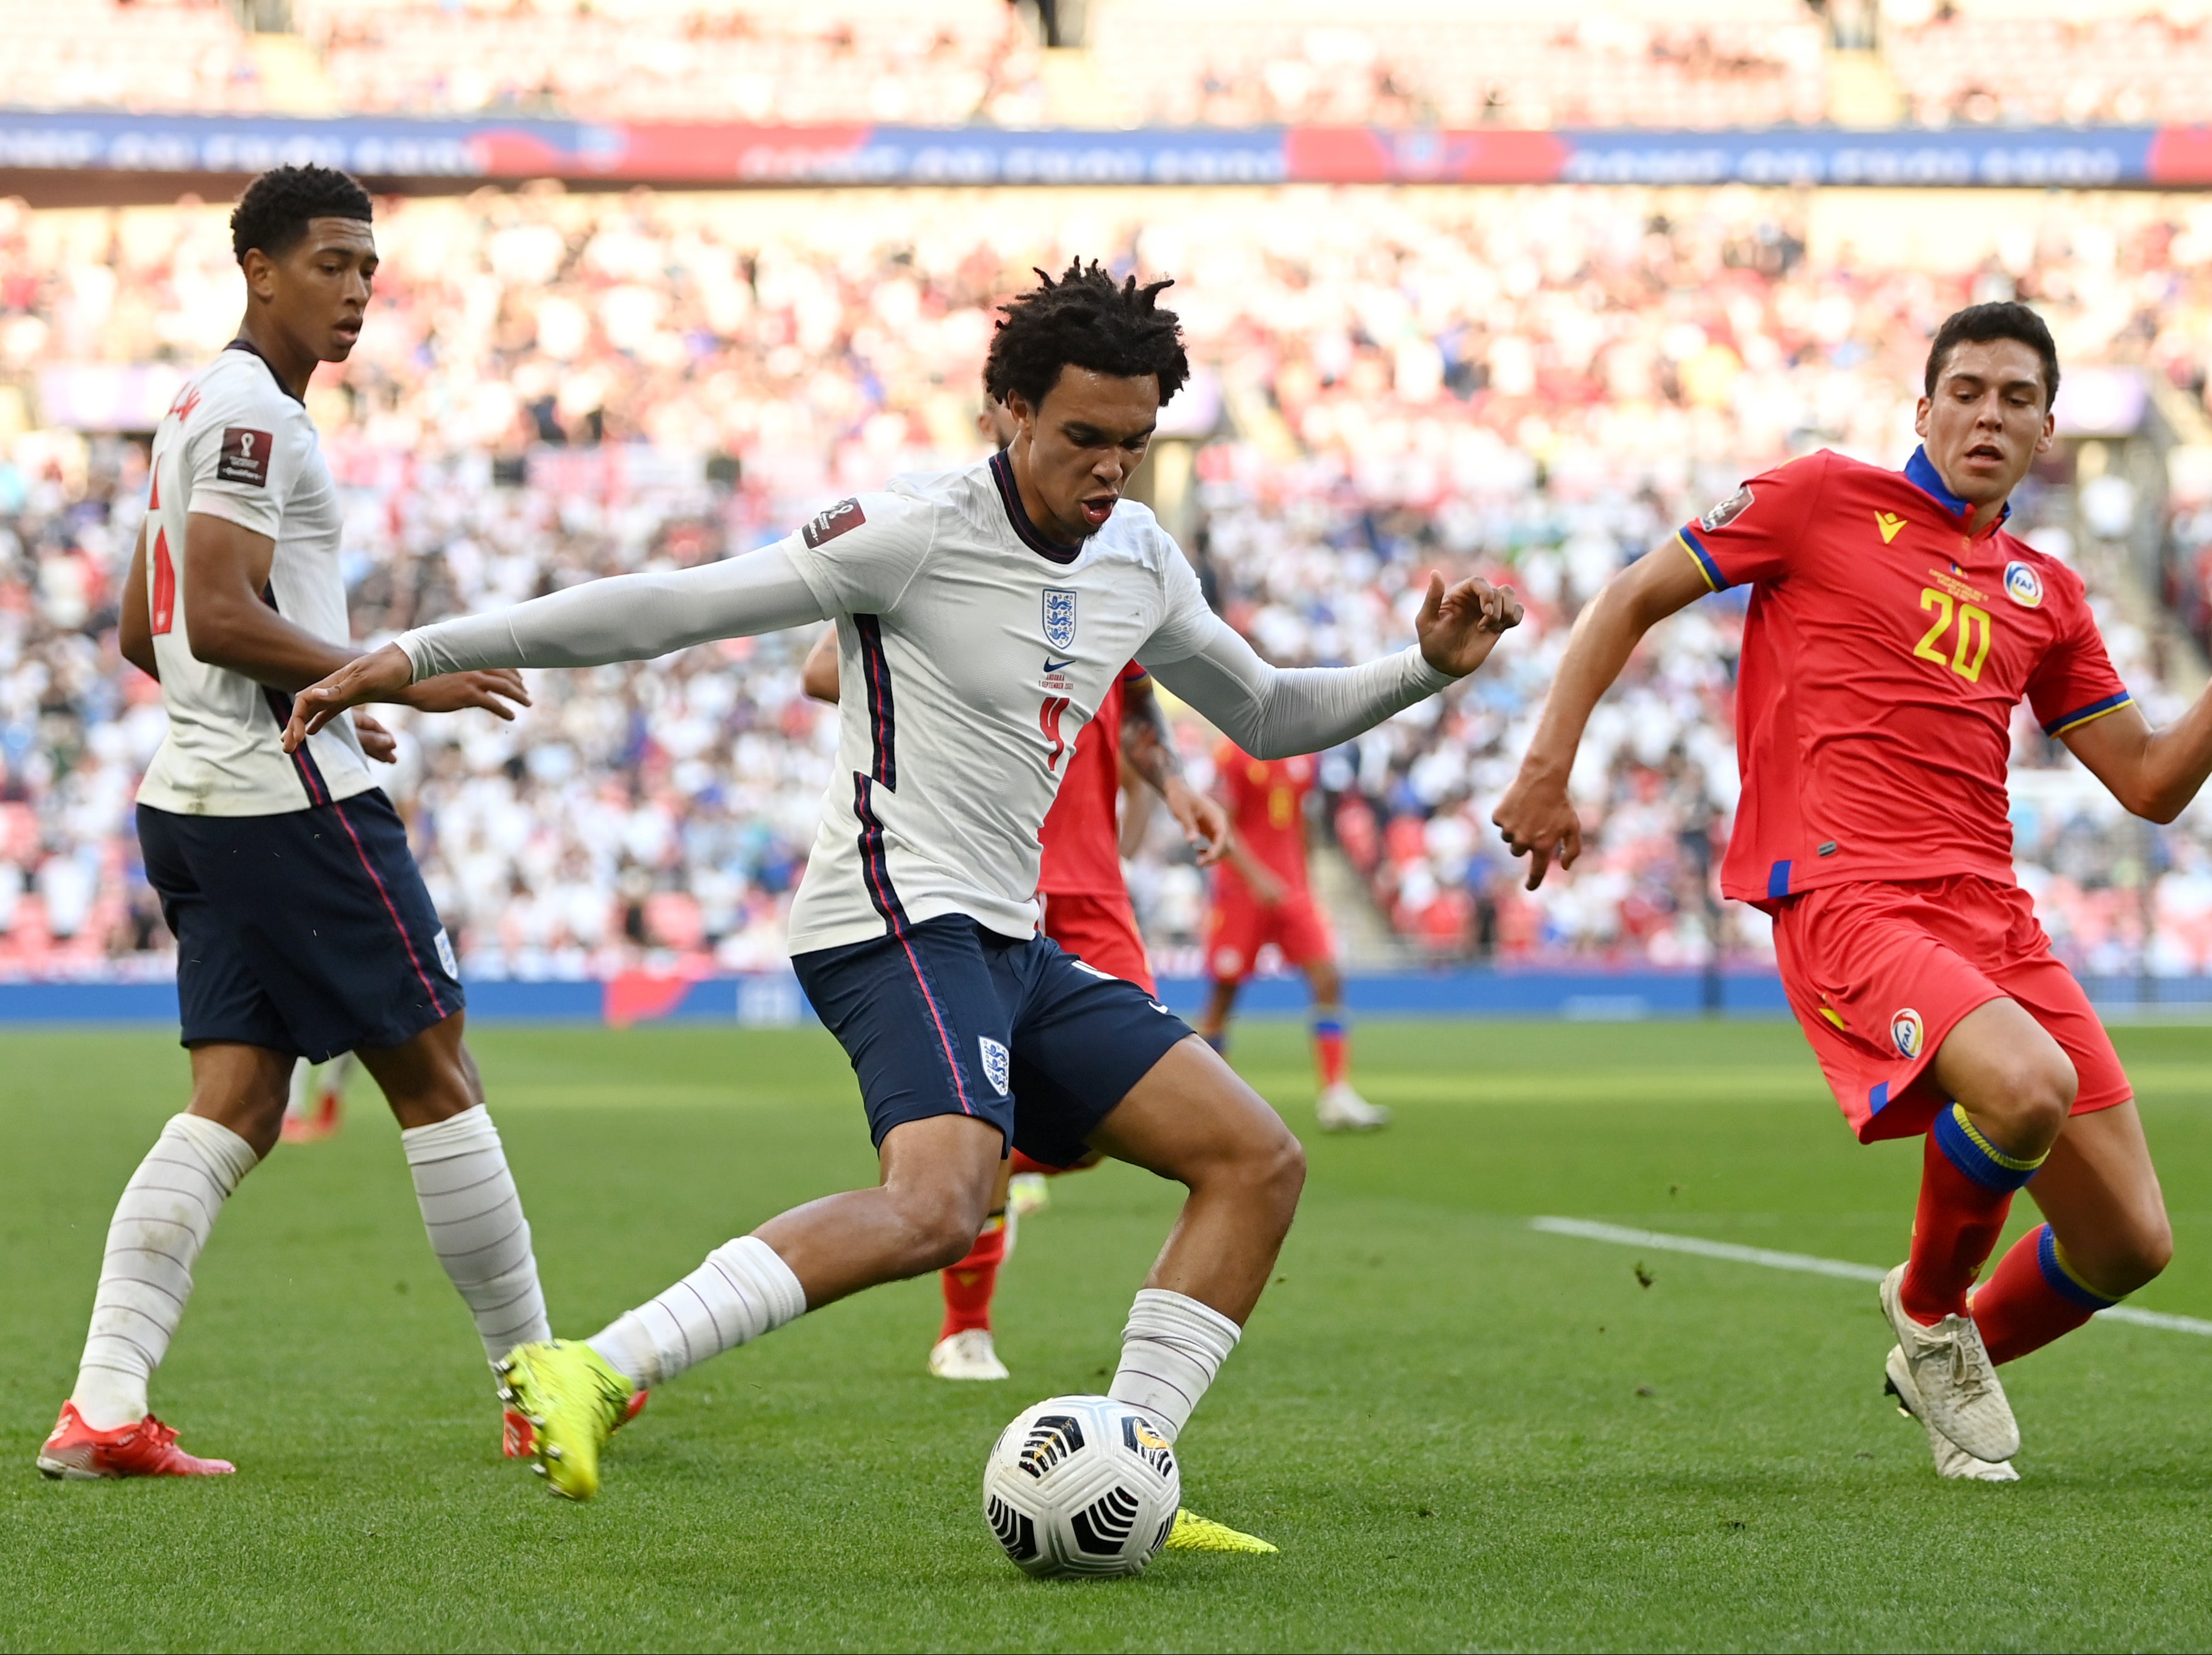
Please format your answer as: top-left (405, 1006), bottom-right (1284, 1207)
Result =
top-left (4, 1015), bottom-right (2212, 1652)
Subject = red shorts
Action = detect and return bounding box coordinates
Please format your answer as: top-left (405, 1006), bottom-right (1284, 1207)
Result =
top-left (1039, 888), bottom-right (1156, 997)
top-left (1772, 873), bottom-right (2131, 1144)
top-left (1206, 885), bottom-right (1333, 983)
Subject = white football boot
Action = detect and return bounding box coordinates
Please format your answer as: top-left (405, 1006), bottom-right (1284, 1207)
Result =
top-left (928, 1328), bottom-right (1010, 1381)
top-left (1879, 1263), bottom-right (2019, 1464)
top-left (1316, 1082), bottom-right (1390, 1132)
top-left (1884, 1345), bottom-right (2019, 1482)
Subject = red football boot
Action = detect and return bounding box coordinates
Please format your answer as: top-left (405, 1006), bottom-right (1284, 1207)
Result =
top-left (37, 1403), bottom-right (234, 1479)
top-left (502, 1385), bottom-right (649, 1457)
top-left (280, 1086), bottom-right (343, 1144)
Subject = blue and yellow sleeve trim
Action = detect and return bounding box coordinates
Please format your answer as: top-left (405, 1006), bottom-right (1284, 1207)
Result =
top-left (1677, 527), bottom-right (1727, 592)
top-left (2043, 691), bottom-right (2133, 738)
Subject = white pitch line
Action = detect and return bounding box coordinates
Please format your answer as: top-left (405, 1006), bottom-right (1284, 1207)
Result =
top-left (1530, 1216), bottom-right (2212, 1338)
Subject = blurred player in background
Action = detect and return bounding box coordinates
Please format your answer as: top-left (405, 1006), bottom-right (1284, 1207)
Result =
top-left (802, 399), bottom-right (1228, 1381)
top-left (282, 1050), bottom-right (356, 1143)
top-left (1496, 303), bottom-right (2186, 1483)
top-left (40, 166), bottom-right (554, 1480)
top-left (1199, 740), bottom-right (1388, 1131)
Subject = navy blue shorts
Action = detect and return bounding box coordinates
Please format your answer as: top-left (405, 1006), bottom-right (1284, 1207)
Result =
top-left (793, 915), bottom-right (1195, 1168)
top-left (139, 791), bottom-right (465, 1062)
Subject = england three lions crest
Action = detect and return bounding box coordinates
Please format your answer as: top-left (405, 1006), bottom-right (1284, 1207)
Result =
top-left (1043, 589), bottom-right (1078, 652)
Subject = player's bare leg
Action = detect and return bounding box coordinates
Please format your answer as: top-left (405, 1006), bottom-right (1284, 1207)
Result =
top-left (1302, 956), bottom-right (1385, 1132)
top-left (1881, 998), bottom-right (2073, 1466)
top-left (523, 1039), bottom-right (1299, 1500)
top-left (932, 1157), bottom-right (1015, 1382)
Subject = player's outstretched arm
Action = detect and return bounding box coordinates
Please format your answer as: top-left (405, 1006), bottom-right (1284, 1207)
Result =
top-left (1492, 541), bottom-right (1711, 889)
top-left (284, 543), bottom-right (829, 747)
top-left (2062, 697), bottom-right (2212, 824)
top-left (1145, 572), bottom-right (1520, 762)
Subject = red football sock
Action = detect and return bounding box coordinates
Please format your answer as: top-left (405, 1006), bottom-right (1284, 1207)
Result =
top-left (939, 1212), bottom-right (1007, 1339)
top-left (1971, 1223), bottom-right (2114, 1364)
top-left (1311, 1011), bottom-right (1349, 1088)
top-left (1900, 1106), bottom-right (2042, 1325)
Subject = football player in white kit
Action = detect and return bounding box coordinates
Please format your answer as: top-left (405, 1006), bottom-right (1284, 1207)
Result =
top-left (288, 262), bottom-right (1524, 1508)
top-left (39, 167), bottom-right (565, 1479)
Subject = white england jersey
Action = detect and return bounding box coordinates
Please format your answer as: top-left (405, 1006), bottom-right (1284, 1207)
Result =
top-left (781, 452), bottom-right (1217, 954)
top-left (137, 343), bottom-right (373, 816)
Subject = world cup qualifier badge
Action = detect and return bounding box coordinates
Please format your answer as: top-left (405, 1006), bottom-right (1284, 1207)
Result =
top-left (1043, 589), bottom-right (1078, 652)
top-left (1891, 1007), bottom-right (1925, 1059)
top-left (2004, 560), bottom-right (2045, 607)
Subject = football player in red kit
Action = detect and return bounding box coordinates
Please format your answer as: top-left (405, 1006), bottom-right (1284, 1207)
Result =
top-left (1199, 741), bottom-right (1388, 1131)
top-left (1495, 303), bottom-right (2189, 1481)
top-left (800, 398), bottom-right (1228, 1381)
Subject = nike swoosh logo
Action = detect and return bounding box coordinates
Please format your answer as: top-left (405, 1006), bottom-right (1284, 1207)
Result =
top-left (1043, 658), bottom-right (1074, 672)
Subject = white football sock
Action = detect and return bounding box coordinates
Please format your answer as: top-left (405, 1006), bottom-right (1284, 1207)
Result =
top-left (400, 1106), bottom-right (550, 1362)
top-left (587, 1234), bottom-right (807, 1387)
top-left (1107, 1287), bottom-right (1242, 1443)
top-left (286, 1057), bottom-right (313, 1117)
top-left (71, 1113), bottom-right (259, 1430)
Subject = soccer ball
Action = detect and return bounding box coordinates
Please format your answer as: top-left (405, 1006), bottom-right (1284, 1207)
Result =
top-left (982, 1395), bottom-right (1181, 1578)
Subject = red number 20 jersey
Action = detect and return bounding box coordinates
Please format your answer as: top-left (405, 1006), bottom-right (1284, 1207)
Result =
top-left (1681, 446), bottom-right (2130, 908)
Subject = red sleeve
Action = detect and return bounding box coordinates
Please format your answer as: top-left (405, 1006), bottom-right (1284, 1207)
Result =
top-left (2028, 569), bottom-right (2133, 737)
top-left (1676, 451), bottom-right (1829, 593)
top-left (1119, 660), bottom-right (1148, 686)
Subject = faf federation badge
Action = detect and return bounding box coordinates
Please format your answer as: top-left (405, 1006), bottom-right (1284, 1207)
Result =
top-left (1891, 1008), bottom-right (1925, 1059)
top-left (2004, 561), bottom-right (2044, 607)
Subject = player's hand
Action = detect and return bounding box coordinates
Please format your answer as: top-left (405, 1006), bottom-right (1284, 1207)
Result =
top-left (1415, 572), bottom-right (1522, 679)
top-left (1492, 759), bottom-right (1582, 890)
top-left (1164, 777), bottom-right (1230, 866)
top-left (284, 643), bottom-right (416, 750)
top-left (351, 709), bottom-right (399, 764)
top-left (1246, 864), bottom-right (1290, 908)
top-left (402, 667), bottom-right (531, 721)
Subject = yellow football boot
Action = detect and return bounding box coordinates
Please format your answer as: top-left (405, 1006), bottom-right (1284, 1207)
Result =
top-left (1164, 1508), bottom-right (1278, 1554)
top-left (496, 1340), bottom-right (636, 1501)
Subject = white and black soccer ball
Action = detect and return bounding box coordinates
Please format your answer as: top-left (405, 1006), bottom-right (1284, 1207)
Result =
top-left (982, 1395), bottom-right (1181, 1578)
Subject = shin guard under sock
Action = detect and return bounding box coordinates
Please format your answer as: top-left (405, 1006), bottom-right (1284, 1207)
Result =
top-left (1972, 1223), bottom-right (2117, 1364)
top-left (939, 1212), bottom-right (1008, 1340)
top-left (1901, 1103), bottom-right (2046, 1325)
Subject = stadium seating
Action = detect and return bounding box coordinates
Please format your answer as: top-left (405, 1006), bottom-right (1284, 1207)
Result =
top-left (1882, 2), bottom-right (2212, 128)
top-left (0, 0), bottom-right (265, 114)
top-left (1084, 0), bottom-right (1828, 130)
top-left (3, 182), bottom-right (2208, 980)
top-left (297, 0), bottom-right (1039, 123)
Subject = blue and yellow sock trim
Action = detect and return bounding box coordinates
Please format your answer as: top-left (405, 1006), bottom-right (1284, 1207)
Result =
top-left (2034, 1224), bottom-right (2120, 1311)
top-left (1932, 1102), bottom-right (2047, 1192)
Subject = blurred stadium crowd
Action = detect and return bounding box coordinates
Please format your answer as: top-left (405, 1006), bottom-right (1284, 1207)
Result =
top-left (6, 179), bottom-right (2212, 983)
top-left (12, 0), bottom-right (2212, 132)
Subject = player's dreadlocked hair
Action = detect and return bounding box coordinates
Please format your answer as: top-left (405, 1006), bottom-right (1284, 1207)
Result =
top-left (1925, 301), bottom-right (2061, 409)
top-left (230, 164), bottom-right (374, 266)
top-left (983, 260), bottom-right (1190, 412)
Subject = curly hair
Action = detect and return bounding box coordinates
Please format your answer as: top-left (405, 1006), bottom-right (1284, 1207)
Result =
top-left (230, 164), bottom-right (373, 266)
top-left (982, 260), bottom-right (1189, 412)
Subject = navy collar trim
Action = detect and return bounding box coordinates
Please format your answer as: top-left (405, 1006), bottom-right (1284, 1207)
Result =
top-left (224, 337), bottom-right (305, 405)
top-left (989, 450), bottom-right (1084, 566)
top-left (1903, 444), bottom-right (2009, 529)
